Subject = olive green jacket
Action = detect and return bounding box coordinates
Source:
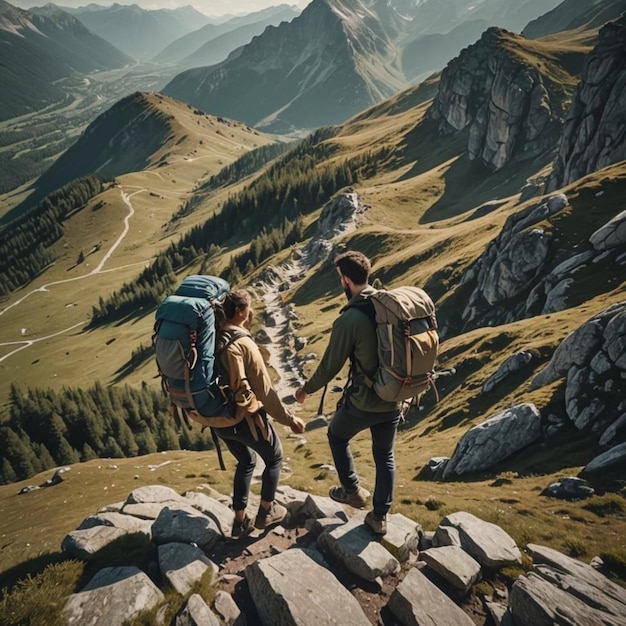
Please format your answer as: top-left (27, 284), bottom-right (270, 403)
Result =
top-left (303, 286), bottom-right (400, 413)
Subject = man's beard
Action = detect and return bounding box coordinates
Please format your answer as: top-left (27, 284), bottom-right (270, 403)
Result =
top-left (344, 285), bottom-right (352, 301)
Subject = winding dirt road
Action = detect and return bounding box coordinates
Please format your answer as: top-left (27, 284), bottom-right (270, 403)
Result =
top-left (0, 190), bottom-right (145, 363)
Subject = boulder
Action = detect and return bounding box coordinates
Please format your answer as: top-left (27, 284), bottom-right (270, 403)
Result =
top-left (442, 403), bottom-right (542, 478)
top-left (63, 566), bottom-right (164, 626)
top-left (317, 512), bottom-right (400, 581)
top-left (388, 566), bottom-right (475, 626)
top-left (436, 511), bottom-right (521, 568)
top-left (246, 548), bottom-right (370, 625)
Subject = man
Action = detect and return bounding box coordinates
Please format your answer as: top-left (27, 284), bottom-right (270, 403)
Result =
top-left (295, 251), bottom-right (401, 535)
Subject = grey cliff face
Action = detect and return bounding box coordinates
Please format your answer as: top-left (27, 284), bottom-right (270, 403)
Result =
top-left (531, 302), bottom-right (626, 446)
top-left (428, 27), bottom-right (568, 170)
top-left (460, 194), bottom-right (568, 329)
top-left (456, 188), bottom-right (626, 334)
top-left (548, 14), bottom-right (626, 191)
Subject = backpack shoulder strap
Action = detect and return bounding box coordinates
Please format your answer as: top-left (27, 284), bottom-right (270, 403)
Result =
top-left (216, 328), bottom-right (251, 356)
top-left (341, 293), bottom-right (376, 328)
top-left (340, 293), bottom-right (377, 393)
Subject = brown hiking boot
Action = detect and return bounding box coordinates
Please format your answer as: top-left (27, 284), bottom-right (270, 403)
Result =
top-left (231, 514), bottom-right (254, 539)
top-left (328, 485), bottom-right (369, 509)
top-left (365, 510), bottom-right (387, 535)
top-left (254, 501), bottom-right (287, 530)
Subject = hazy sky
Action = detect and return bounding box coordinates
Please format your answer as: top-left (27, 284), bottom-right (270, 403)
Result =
top-left (12, 0), bottom-right (311, 16)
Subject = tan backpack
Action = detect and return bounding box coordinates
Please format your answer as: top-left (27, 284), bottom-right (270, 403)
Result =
top-left (351, 286), bottom-right (439, 402)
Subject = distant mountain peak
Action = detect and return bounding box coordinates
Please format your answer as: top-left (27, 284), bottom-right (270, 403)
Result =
top-left (0, 3), bottom-right (45, 38)
top-left (163, 0), bottom-right (406, 131)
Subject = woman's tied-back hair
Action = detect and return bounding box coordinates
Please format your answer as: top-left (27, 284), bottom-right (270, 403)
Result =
top-left (334, 251), bottom-right (371, 285)
top-left (220, 289), bottom-right (253, 322)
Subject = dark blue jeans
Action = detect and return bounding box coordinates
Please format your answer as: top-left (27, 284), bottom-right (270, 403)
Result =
top-left (328, 402), bottom-right (401, 516)
top-left (213, 415), bottom-right (283, 511)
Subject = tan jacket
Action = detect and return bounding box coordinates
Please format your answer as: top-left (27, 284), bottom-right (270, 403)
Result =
top-left (187, 331), bottom-right (293, 439)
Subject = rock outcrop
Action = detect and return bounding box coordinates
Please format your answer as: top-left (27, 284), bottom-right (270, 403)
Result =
top-left (530, 301), bottom-right (626, 445)
top-left (428, 27), bottom-right (570, 170)
top-left (457, 188), bottom-right (626, 333)
top-left (547, 13), bottom-right (626, 191)
top-left (59, 483), bottom-right (626, 626)
top-left (460, 193), bottom-right (569, 328)
top-left (508, 544), bottom-right (626, 626)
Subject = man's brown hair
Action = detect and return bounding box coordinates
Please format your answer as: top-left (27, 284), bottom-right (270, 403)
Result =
top-left (335, 251), bottom-right (371, 285)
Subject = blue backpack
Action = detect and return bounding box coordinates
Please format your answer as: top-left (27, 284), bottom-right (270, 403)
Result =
top-left (153, 275), bottom-right (233, 421)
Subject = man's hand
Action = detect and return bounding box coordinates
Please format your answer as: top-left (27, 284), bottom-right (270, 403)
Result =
top-left (289, 416), bottom-right (305, 434)
top-left (295, 387), bottom-right (308, 404)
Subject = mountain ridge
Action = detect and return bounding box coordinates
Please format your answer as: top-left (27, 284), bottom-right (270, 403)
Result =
top-left (66, 2), bottom-right (212, 59)
top-left (11, 90), bottom-right (275, 212)
top-left (154, 4), bottom-right (301, 65)
top-left (163, 0), bottom-right (407, 131)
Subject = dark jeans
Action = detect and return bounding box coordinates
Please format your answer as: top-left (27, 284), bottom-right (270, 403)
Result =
top-left (213, 415), bottom-right (283, 511)
top-left (328, 402), bottom-right (401, 516)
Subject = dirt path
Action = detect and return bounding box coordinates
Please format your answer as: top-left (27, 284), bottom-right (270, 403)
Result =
top-left (255, 191), bottom-right (364, 405)
top-left (259, 254), bottom-right (312, 401)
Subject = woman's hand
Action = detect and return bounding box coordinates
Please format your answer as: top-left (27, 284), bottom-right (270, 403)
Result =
top-left (289, 415), bottom-right (305, 434)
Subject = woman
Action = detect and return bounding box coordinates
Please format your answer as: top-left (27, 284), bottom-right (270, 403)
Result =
top-left (214, 289), bottom-right (305, 538)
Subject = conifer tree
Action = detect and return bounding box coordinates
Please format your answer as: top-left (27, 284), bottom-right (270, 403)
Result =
top-left (0, 458), bottom-right (17, 484)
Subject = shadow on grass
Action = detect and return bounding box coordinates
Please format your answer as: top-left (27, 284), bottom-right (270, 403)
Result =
top-left (0, 533), bottom-right (161, 596)
top-left (395, 114), bottom-right (553, 225)
top-left (0, 551), bottom-right (67, 596)
top-left (112, 344), bottom-right (155, 384)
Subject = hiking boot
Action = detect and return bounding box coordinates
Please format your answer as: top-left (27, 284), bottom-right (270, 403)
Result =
top-left (254, 502), bottom-right (288, 530)
top-left (231, 514), bottom-right (254, 539)
top-left (328, 485), bottom-right (369, 509)
top-left (365, 510), bottom-right (387, 535)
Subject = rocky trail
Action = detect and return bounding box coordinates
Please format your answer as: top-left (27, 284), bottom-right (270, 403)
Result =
top-left (253, 190), bottom-right (365, 407)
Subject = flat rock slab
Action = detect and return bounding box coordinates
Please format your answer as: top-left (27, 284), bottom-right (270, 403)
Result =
top-left (175, 593), bottom-right (220, 626)
top-left (246, 548), bottom-right (370, 625)
top-left (126, 485), bottom-right (187, 504)
top-left (63, 566), bottom-right (164, 625)
top-left (152, 505), bottom-right (220, 548)
top-left (121, 500), bottom-right (198, 520)
top-left (78, 512), bottom-right (152, 536)
top-left (420, 545), bottom-right (482, 592)
top-left (300, 494), bottom-right (347, 521)
top-left (527, 544), bottom-right (626, 608)
top-left (382, 512), bottom-right (422, 563)
top-left (388, 566), bottom-right (475, 626)
top-left (62, 526), bottom-right (127, 560)
top-left (317, 512), bottom-right (400, 581)
top-left (510, 571), bottom-right (626, 626)
top-left (437, 511), bottom-right (521, 568)
top-left (158, 542), bottom-right (214, 596)
top-left (183, 491), bottom-right (235, 537)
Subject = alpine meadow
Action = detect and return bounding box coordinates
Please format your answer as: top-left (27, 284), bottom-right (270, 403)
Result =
top-left (0, 0), bottom-right (625, 624)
